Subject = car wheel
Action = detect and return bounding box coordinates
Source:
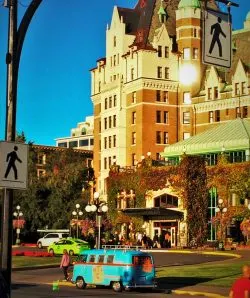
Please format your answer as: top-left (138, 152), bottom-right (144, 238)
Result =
top-left (37, 242), bottom-right (42, 249)
top-left (69, 250), bottom-right (74, 256)
top-left (76, 276), bottom-right (86, 289)
top-left (112, 281), bottom-right (122, 292)
top-left (49, 248), bottom-right (54, 255)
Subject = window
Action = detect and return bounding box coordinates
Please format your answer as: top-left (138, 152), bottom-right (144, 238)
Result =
top-left (113, 36), bottom-right (116, 47)
top-left (69, 141), bottom-right (77, 148)
top-left (243, 106), bottom-right (248, 118)
top-left (99, 140), bottom-right (101, 150)
top-left (209, 111), bottom-right (213, 123)
top-left (156, 111), bottom-right (161, 123)
top-left (183, 48), bottom-right (190, 60)
top-left (104, 118), bottom-right (107, 130)
top-left (132, 153), bottom-right (136, 166)
top-left (156, 90), bottom-right (161, 101)
top-left (235, 83), bottom-right (240, 95)
top-left (109, 136), bottom-right (112, 148)
top-left (37, 153), bottom-right (46, 164)
top-left (132, 91), bottom-right (136, 103)
top-left (156, 131), bottom-right (161, 144)
top-left (163, 132), bottom-right (168, 144)
top-left (113, 135), bottom-right (116, 147)
top-left (208, 88), bottom-right (212, 100)
top-left (214, 87), bottom-right (218, 99)
top-left (226, 108), bottom-right (229, 116)
top-left (131, 68), bottom-right (134, 80)
top-left (183, 112), bottom-right (190, 124)
top-left (158, 45), bottom-right (162, 57)
top-left (105, 98), bottom-right (108, 109)
top-left (156, 153), bottom-right (160, 160)
top-left (58, 142), bottom-right (67, 148)
top-left (163, 91), bottom-right (168, 102)
top-left (242, 82), bottom-right (247, 94)
top-left (108, 97), bottom-right (112, 108)
top-left (113, 95), bottom-right (117, 107)
top-left (104, 137), bottom-right (107, 149)
top-left (104, 158), bottom-right (107, 170)
top-left (113, 55), bottom-right (116, 66)
top-left (165, 46), bottom-right (169, 58)
top-left (183, 132), bottom-right (190, 140)
top-left (117, 54), bottom-right (119, 65)
top-left (163, 111), bottom-right (168, 124)
top-left (79, 139), bottom-right (88, 147)
top-left (110, 56), bottom-right (112, 67)
top-left (157, 66), bottom-right (162, 78)
top-left (165, 67), bottom-right (169, 79)
top-left (132, 132), bottom-right (136, 145)
top-left (98, 81), bottom-right (101, 92)
top-left (90, 139), bottom-right (94, 146)
top-left (192, 48), bottom-right (198, 59)
top-left (236, 107), bottom-right (240, 118)
top-left (215, 110), bottom-right (220, 122)
top-left (193, 28), bottom-right (197, 37)
top-left (107, 255), bottom-right (114, 263)
top-left (109, 157), bottom-right (112, 168)
top-left (109, 116), bottom-right (112, 128)
top-left (183, 92), bottom-right (191, 104)
top-left (37, 169), bottom-right (45, 178)
top-left (98, 255), bottom-right (105, 263)
top-left (113, 115), bottom-right (116, 127)
top-left (132, 111), bottom-right (136, 124)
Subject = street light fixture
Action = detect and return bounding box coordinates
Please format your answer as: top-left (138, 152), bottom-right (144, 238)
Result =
top-left (72, 204), bottom-right (83, 239)
top-left (13, 205), bottom-right (23, 245)
top-left (215, 198), bottom-right (227, 249)
top-left (85, 192), bottom-right (108, 249)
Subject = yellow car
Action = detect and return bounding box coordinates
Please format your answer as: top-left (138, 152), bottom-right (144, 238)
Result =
top-left (48, 238), bottom-right (90, 256)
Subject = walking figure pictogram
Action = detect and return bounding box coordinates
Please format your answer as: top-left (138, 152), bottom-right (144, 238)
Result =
top-left (209, 17), bottom-right (226, 57)
top-left (4, 146), bottom-right (22, 180)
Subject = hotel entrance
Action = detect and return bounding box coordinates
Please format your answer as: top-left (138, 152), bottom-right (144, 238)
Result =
top-left (153, 221), bottom-right (178, 247)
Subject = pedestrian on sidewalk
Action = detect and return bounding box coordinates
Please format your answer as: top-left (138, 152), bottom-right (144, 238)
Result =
top-left (229, 264), bottom-right (250, 298)
top-left (60, 249), bottom-right (70, 281)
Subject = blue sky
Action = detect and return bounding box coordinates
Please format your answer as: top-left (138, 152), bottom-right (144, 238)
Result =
top-left (0, 0), bottom-right (249, 146)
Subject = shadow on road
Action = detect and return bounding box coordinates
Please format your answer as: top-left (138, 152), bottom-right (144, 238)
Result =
top-left (12, 283), bottom-right (37, 290)
top-left (157, 276), bottom-right (212, 290)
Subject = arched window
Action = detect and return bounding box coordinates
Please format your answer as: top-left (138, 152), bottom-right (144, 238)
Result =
top-left (154, 194), bottom-right (178, 208)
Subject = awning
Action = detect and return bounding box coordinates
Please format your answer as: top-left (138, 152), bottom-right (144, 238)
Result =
top-left (122, 207), bottom-right (183, 220)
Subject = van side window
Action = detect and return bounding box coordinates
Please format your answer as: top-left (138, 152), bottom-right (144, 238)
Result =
top-left (89, 255), bottom-right (96, 263)
top-left (133, 256), bottom-right (152, 265)
top-left (107, 255), bottom-right (114, 263)
top-left (80, 255), bottom-right (87, 263)
top-left (98, 255), bottom-right (105, 263)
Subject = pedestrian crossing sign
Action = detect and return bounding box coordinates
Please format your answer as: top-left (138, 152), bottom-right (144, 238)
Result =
top-left (202, 9), bottom-right (232, 68)
top-left (0, 141), bottom-right (28, 189)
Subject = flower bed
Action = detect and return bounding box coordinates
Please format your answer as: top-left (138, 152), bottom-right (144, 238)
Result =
top-left (12, 251), bottom-right (53, 257)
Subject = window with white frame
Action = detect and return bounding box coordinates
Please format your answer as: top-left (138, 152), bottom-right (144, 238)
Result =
top-left (163, 111), bottom-right (168, 124)
top-left (183, 92), bottom-right (191, 104)
top-left (165, 67), bottom-right (169, 79)
top-left (158, 45), bottom-right (162, 57)
top-left (192, 48), bottom-right (198, 59)
top-left (209, 111), bottom-right (213, 123)
top-left (183, 48), bottom-right (190, 60)
top-left (183, 112), bottom-right (190, 124)
top-left (131, 68), bottom-right (134, 80)
top-left (183, 132), bottom-right (190, 140)
top-left (132, 132), bottom-right (136, 145)
top-left (165, 47), bottom-right (169, 58)
top-left (163, 132), bottom-right (169, 144)
top-left (157, 66), bottom-right (162, 78)
top-left (132, 91), bottom-right (136, 103)
top-left (132, 111), bottom-right (136, 124)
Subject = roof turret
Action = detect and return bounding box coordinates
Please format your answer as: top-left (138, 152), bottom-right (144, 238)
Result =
top-left (178, 0), bottom-right (201, 9)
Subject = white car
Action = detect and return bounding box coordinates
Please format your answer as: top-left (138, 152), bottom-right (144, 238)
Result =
top-left (37, 232), bottom-right (69, 249)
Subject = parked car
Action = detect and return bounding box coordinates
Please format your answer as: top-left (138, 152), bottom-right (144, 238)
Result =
top-left (37, 232), bottom-right (69, 249)
top-left (48, 238), bottom-right (90, 256)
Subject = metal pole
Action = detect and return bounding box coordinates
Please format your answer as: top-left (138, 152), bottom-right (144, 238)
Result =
top-left (76, 215), bottom-right (78, 239)
top-left (1, 1), bottom-right (17, 297)
top-left (97, 215), bottom-right (101, 249)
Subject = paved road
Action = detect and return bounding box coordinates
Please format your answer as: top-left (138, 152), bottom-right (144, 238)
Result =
top-left (11, 251), bottom-right (233, 297)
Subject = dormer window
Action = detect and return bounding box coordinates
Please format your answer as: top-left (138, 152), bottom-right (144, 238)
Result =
top-left (235, 83), bottom-right (240, 95)
top-left (241, 82), bottom-right (247, 94)
top-left (158, 46), bottom-right (162, 57)
top-left (214, 87), bottom-right (218, 99)
top-left (208, 88), bottom-right (212, 100)
top-left (114, 36), bottom-right (116, 47)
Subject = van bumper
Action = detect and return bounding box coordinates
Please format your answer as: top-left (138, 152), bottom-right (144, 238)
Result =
top-left (125, 282), bottom-right (157, 289)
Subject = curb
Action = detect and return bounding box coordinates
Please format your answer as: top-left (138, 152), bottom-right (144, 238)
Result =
top-left (172, 289), bottom-right (227, 298)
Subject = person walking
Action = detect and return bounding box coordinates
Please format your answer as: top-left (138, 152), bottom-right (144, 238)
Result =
top-left (229, 265), bottom-right (250, 298)
top-left (60, 249), bottom-right (70, 281)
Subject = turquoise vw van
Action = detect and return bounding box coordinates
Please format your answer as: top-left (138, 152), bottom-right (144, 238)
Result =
top-left (72, 248), bottom-right (156, 292)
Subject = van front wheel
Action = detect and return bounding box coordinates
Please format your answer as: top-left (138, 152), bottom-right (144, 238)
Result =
top-left (112, 281), bottom-right (122, 292)
top-left (76, 277), bottom-right (86, 289)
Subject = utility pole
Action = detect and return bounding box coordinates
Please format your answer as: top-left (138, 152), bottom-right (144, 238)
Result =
top-left (1, 1), bottom-right (42, 297)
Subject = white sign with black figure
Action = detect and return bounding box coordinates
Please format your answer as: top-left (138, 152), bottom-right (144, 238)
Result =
top-left (203, 9), bottom-right (232, 68)
top-left (0, 141), bottom-right (28, 189)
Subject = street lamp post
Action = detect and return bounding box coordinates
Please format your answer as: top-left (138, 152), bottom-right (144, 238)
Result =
top-left (13, 205), bottom-right (23, 245)
top-left (85, 192), bottom-right (108, 249)
top-left (72, 204), bottom-right (83, 239)
top-left (215, 198), bottom-right (228, 249)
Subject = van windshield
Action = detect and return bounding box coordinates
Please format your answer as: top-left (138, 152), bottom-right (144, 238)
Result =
top-left (132, 256), bottom-right (152, 266)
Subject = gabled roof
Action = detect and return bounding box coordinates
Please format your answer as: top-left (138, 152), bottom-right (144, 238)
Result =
top-left (161, 118), bottom-right (250, 157)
